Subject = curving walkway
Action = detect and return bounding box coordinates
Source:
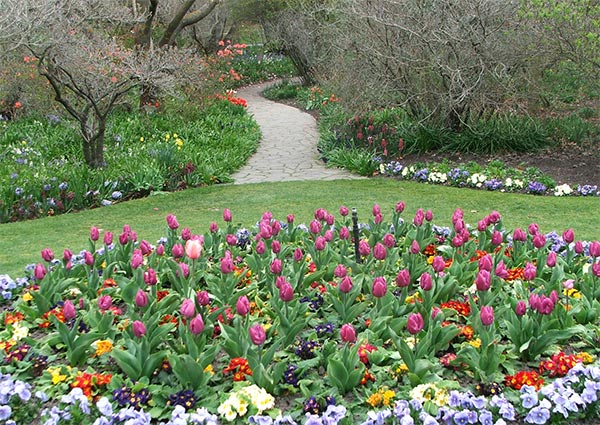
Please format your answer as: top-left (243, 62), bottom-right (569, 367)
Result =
top-left (231, 81), bottom-right (363, 184)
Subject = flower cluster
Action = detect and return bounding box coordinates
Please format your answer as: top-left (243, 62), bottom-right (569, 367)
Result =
top-left (504, 370), bottom-right (545, 390)
top-left (217, 384), bottom-right (275, 421)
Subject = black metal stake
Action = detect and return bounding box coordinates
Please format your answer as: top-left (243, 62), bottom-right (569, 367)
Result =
top-left (352, 208), bottom-right (361, 263)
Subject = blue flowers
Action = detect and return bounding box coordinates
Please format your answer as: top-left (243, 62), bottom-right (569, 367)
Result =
top-left (526, 181), bottom-right (548, 194)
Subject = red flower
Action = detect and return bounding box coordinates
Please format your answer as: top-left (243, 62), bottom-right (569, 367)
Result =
top-left (358, 343), bottom-right (377, 365)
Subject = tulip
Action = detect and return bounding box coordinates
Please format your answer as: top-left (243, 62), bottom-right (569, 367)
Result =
top-left (223, 208), bottom-right (232, 222)
top-left (383, 233), bottom-right (395, 248)
top-left (172, 243), bottom-right (184, 259)
top-left (271, 220), bottom-right (281, 236)
top-left (339, 205), bottom-right (349, 216)
top-left (425, 209), bottom-right (433, 222)
top-left (452, 208), bottom-right (464, 224)
top-left (140, 240), bottom-right (152, 255)
top-left (419, 272), bottom-right (433, 291)
top-left (396, 269), bottom-right (410, 287)
top-left (271, 240), bottom-right (281, 253)
top-left (372, 204), bottom-right (381, 216)
top-left (452, 235), bottom-right (464, 247)
top-left (395, 201), bottom-right (405, 213)
top-left (63, 300), bottom-right (76, 320)
top-left (407, 313), bottom-right (424, 335)
top-left (270, 259), bottom-right (282, 275)
top-left (315, 236), bottom-right (327, 251)
top-left (90, 226), bottom-right (100, 241)
top-left (190, 314), bottom-right (204, 335)
top-left (478, 254), bottom-right (493, 272)
top-left (185, 239), bottom-right (202, 260)
top-left (340, 276), bottom-right (353, 293)
top-left (574, 241), bottom-right (584, 254)
top-left (374, 213), bottom-right (383, 224)
top-left (339, 227), bottom-right (350, 240)
top-left (523, 262), bottom-right (537, 281)
top-left (103, 231), bottom-right (113, 245)
top-left (132, 320), bottom-right (146, 338)
top-left (178, 263), bottom-right (189, 278)
top-left (539, 297), bottom-right (555, 315)
top-left (372, 276), bottom-right (387, 298)
top-left (340, 324), bottom-right (356, 343)
top-left (410, 240), bottom-right (420, 254)
top-left (33, 263), bottom-right (46, 280)
top-left (119, 232), bottom-right (129, 245)
top-left (593, 262), bottom-right (600, 278)
top-left (475, 270), bottom-right (491, 291)
top-left (287, 214), bottom-right (295, 224)
top-left (256, 240), bottom-right (266, 255)
top-left (454, 219), bottom-right (465, 233)
top-left (373, 243), bottom-right (387, 260)
top-left (135, 290), bottom-right (148, 308)
top-left (156, 244), bottom-right (165, 256)
top-left (262, 211), bottom-right (273, 221)
top-left (181, 228), bottom-right (192, 241)
top-left (144, 268), bottom-right (157, 285)
top-left (324, 230), bottom-right (334, 242)
top-left (477, 220), bottom-right (487, 232)
top-left (590, 241), bottom-right (600, 258)
top-left (220, 252), bottom-right (234, 274)
top-left (259, 222), bottom-right (272, 239)
top-left (528, 223), bottom-right (539, 235)
top-left (197, 290), bottom-right (210, 306)
top-left (249, 324), bottom-right (266, 345)
top-left (532, 233), bottom-right (546, 249)
top-left (166, 214), bottom-right (179, 230)
top-left (236, 295), bottom-right (250, 316)
top-left (515, 300), bottom-right (527, 316)
top-left (130, 251), bottom-right (143, 269)
top-left (293, 248), bottom-right (303, 262)
top-left (513, 228), bottom-right (527, 242)
top-left (209, 222), bottom-right (218, 233)
top-left (279, 282), bottom-right (294, 302)
top-left (413, 208), bottom-right (424, 226)
top-left (180, 299), bottom-right (196, 318)
top-left (98, 295), bottom-right (112, 311)
top-left (326, 214), bottom-right (335, 226)
top-left (431, 307), bottom-right (441, 319)
top-left (550, 290), bottom-right (559, 304)
top-left (562, 228), bottom-right (575, 244)
top-left (315, 208), bottom-right (327, 221)
top-left (495, 260), bottom-right (508, 279)
top-left (563, 279), bottom-right (574, 290)
top-left (491, 231), bottom-right (503, 246)
top-left (63, 249), bottom-right (73, 261)
top-left (529, 294), bottom-right (541, 311)
top-left (309, 220), bottom-right (322, 234)
top-left (334, 264), bottom-right (347, 278)
top-left (546, 251), bottom-right (557, 268)
top-left (480, 306), bottom-right (494, 326)
top-left (432, 256), bottom-right (445, 273)
top-left (359, 240), bottom-right (371, 256)
top-left (83, 251), bottom-right (94, 266)
top-left (41, 248), bottom-right (54, 262)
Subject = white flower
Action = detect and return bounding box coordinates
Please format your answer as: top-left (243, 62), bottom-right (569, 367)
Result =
top-left (12, 323), bottom-right (29, 341)
top-left (554, 184), bottom-right (573, 196)
top-left (428, 172), bottom-right (448, 183)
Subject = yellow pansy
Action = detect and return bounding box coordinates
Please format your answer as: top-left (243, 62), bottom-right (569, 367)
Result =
top-left (22, 292), bottom-right (33, 302)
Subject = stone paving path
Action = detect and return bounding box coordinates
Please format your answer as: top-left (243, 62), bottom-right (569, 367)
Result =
top-left (231, 81), bottom-right (363, 184)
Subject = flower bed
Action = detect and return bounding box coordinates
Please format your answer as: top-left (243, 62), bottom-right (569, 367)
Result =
top-left (1, 204), bottom-right (600, 424)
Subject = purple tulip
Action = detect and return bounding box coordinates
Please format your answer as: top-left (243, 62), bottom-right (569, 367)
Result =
top-left (220, 252), bottom-right (234, 274)
top-left (592, 262), bottom-right (600, 278)
top-left (324, 230), bottom-right (334, 242)
top-left (407, 313), bottom-right (424, 335)
top-left (63, 249), bottom-right (73, 261)
top-left (90, 226), bottom-right (100, 241)
top-left (98, 295), bottom-right (112, 311)
top-left (396, 269), bottom-right (411, 287)
top-left (310, 220), bottom-right (322, 234)
top-left (395, 201), bottom-right (405, 213)
top-left (103, 231), bottom-right (113, 245)
top-left (271, 220), bottom-right (281, 236)
top-left (546, 251), bottom-right (557, 268)
top-left (259, 222), bottom-right (272, 239)
top-left (523, 262), bottom-right (537, 281)
top-left (475, 270), bottom-right (491, 291)
top-left (528, 223), bottom-right (539, 235)
top-left (477, 220), bottom-right (487, 232)
top-left (372, 204), bottom-right (381, 217)
top-left (130, 251), bottom-right (143, 269)
top-left (340, 324), bottom-right (356, 343)
top-left (271, 240), bottom-right (281, 253)
top-left (256, 240), bottom-right (266, 255)
top-left (480, 306), bottom-right (494, 326)
top-left (575, 241), bottom-right (584, 254)
top-left (172, 243), bottom-right (184, 259)
top-left (334, 264), bottom-right (347, 278)
top-left (488, 210), bottom-right (501, 224)
top-left (140, 240), bottom-right (152, 255)
top-left (249, 324), bottom-right (266, 346)
top-left (63, 300), bottom-right (76, 320)
top-left (293, 248), bottom-right (303, 262)
top-left (425, 209), bottom-right (433, 222)
top-left (180, 299), bottom-right (196, 318)
top-left (270, 258), bottom-right (283, 275)
top-left (279, 282), bottom-right (294, 302)
top-left (339, 205), bottom-right (349, 216)
top-left (340, 276), bottom-right (353, 293)
top-left (529, 294), bottom-right (541, 311)
top-left (373, 243), bottom-right (387, 261)
top-left (223, 208), bottom-right (232, 222)
top-left (491, 231), bottom-right (503, 246)
top-left (359, 240), bottom-right (371, 256)
top-left (41, 248), bottom-right (54, 262)
top-left (190, 314), bottom-right (204, 335)
top-left (372, 276), bottom-right (387, 297)
top-left (495, 260), bottom-right (508, 279)
top-left (287, 214), bottom-right (295, 224)
top-left (533, 233), bottom-right (546, 249)
top-left (166, 214), bottom-right (179, 230)
top-left (515, 300), bottom-right (527, 317)
top-left (197, 290), bottom-right (210, 306)
top-left (454, 219), bottom-right (465, 233)
top-left (374, 213), bottom-right (383, 224)
top-left (144, 268), bottom-right (157, 285)
top-left (452, 208), bottom-right (464, 224)
top-left (479, 254), bottom-right (493, 272)
top-left (315, 208), bottom-right (327, 221)
top-left (326, 214), bottom-right (335, 226)
top-left (339, 227), bottom-right (350, 240)
top-left (209, 222), bottom-right (218, 233)
top-left (383, 233), bottom-right (395, 248)
top-left (119, 232), bottom-right (129, 245)
top-left (83, 251), bottom-right (94, 266)
top-left (513, 228), bottom-right (527, 242)
top-left (410, 240), bottom-right (420, 254)
top-left (413, 208), bottom-right (424, 226)
top-left (132, 320), bottom-right (146, 338)
top-left (562, 228), bottom-right (575, 244)
top-left (419, 272), bottom-right (433, 291)
top-left (178, 263), bottom-right (189, 278)
top-left (236, 296), bottom-right (250, 316)
top-left (539, 297), bottom-right (555, 315)
top-left (590, 241), bottom-right (600, 258)
top-left (156, 244), bottom-right (165, 256)
top-left (432, 256), bottom-right (445, 273)
top-left (452, 235), bottom-right (464, 247)
top-left (315, 236), bottom-right (327, 251)
top-left (135, 290), bottom-right (148, 308)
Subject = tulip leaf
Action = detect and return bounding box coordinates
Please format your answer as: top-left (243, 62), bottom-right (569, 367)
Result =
top-left (111, 348), bottom-right (142, 380)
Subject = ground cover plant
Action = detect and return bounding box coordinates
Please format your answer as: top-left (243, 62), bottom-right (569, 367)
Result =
top-left (1, 203), bottom-right (600, 424)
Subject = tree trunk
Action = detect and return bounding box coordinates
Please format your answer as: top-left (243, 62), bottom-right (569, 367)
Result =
top-left (80, 112), bottom-right (106, 168)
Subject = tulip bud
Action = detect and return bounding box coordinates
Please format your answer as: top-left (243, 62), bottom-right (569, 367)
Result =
top-left (178, 263), bottom-right (189, 278)
top-left (249, 324), bottom-right (266, 346)
top-left (546, 251), bottom-right (557, 268)
top-left (103, 231), bottom-right (113, 245)
top-left (574, 240), bottom-right (584, 254)
top-left (413, 208), bottom-right (424, 226)
top-left (513, 228), bottom-right (527, 242)
top-left (480, 306), bottom-right (494, 326)
top-left (315, 236), bottom-right (327, 251)
top-left (90, 226), bottom-right (100, 241)
top-left (475, 270), bottom-right (491, 291)
top-left (528, 223), bottom-right (539, 235)
top-left (63, 249), bottom-right (73, 262)
top-left (310, 220), bottom-right (322, 234)
top-left (340, 324), bottom-right (356, 343)
top-left (533, 233), bottom-right (546, 249)
top-left (491, 231), bottom-right (503, 246)
top-left (132, 320), bottom-right (146, 338)
top-left (432, 256), bottom-right (445, 273)
top-left (98, 295), bottom-right (112, 311)
top-left (236, 296), bottom-right (250, 316)
top-left (395, 201), bottom-right (405, 213)
top-left (373, 243), bottom-right (387, 261)
top-left (410, 240), bottom-right (420, 254)
top-left (523, 262), bottom-right (536, 281)
top-left (419, 272), bottom-right (433, 291)
top-left (180, 299), bottom-right (196, 318)
top-left (41, 248), bottom-right (54, 262)
top-left (270, 259), bottom-right (282, 275)
top-left (334, 264), bottom-right (347, 278)
top-left (562, 228), bottom-right (575, 244)
top-left (478, 254), bottom-right (493, 272)
top-left (515, 300), bottom-right (527, 316)
top-left (339, 227), bottom-right (350, 240)
top-left (279, 282), bottom-right (294, 302)
top-left (383, 233), bottom-right (395, 248)
top-left (372, 276), bottom-right (387, 298)
top-left (156, 244), bottom-right (165, 256)
top-left (172, 243), bottom-right (184, 258)
top-left (166, 214), bottom-right (179, 230)
top-left (135, 290), bottom-right (148, 308)
top-left (209, 222), bottom-right (218, 233)
top-left (407, 313), bottom-right (424, 335)
top-left (372, 204), bottom-right (381, 216)
top-left (197, 290), bottom-right (210, 306)
top-left (185, 239), bottom-right (202, 260)
top-left (256, 240), bottom-right (266, 255)
top-left (425, 209), bottom-right (433, 222)
top-left (340, 276), bottom-right (353, 293)
top-left (396, 269), bottom-right (411, 287)
top-left (287, 214), bottom-right (295, 224)
top-left (590, 241), bottom-right (600, 258)
top-left (139, 240), bottom-right (152, 255)
top-left (223, 208), bottom-right (232, 222)
top-left (63, 300), bottom-right (76, 320)
top-left (181, 228), bottom-right (192, 241)
top-left (359, 240), bottom-right (371, 257)
top-left (271, 240), bottom-right (281, 253)
top-left (374, 213), bottom-right (383, 224)
top-left (220, 252), bottom-right (234, 274)
top-left (452, 208), bottom-right (464, 224)
top-left (271, 220), bottom-right (281, 236)
top-left (143, 268), bottom-right (157, 285)
top-left (293, 248), bottom-right (303, 262)
top-left (339, 205), bottom-right (349, 216)
top-left (190, 314), bottom-right (204, 335)
top-left (495, 260), bottom-right (508, 279)
top-left (326, 214), bottom-right (335, 226)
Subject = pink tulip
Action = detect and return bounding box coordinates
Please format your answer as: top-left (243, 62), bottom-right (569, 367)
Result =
top-left (529, 294), bottom-right (541, 310)
top-left (256, 240), bottom-right (266, 255)
top-left (407, 313), bottom-right (424, 335)
top-left (488, 211), bottom-right (501, 224)
top-left (334, 264), bottom-right (347, 278)
top-left (590, 241), bottom-right (600, 258)
top-left (383, 233), bottom-right (395, 248)
top-left (135, 290), bottom-right (148, 308)
top-left (144, 268), bottom-right (157, 285)
top-left (236, 296), bottom-right (250, 316)
top-left (574, 241), bottom-right (584, 254)
top-left (324, 230), bottom-right (334, 242)
top-left (475, 270), bottom-right (491, 291)
top-left (271, 240), bottom-right (281, 253)
top-left (454, 219), bottom-right (465, 233)
top-left (513, 228), bottom-right (527, 242)
top-left (396, 269), bottom-right (411, 287)
top-left (340, 276), bottom-right (353, 293)
top-left (279, 282), bottom-right (294, 302)
top-left (539, 297), bottom-right (555, 315)
top-left (181, 228), bottom-right (192, 241)
top-left (533, 234), bottom-right (546, 249)
top-left (372, 276), bottom-right (387, 298)
top-left (452, 235), bottom-right (464, 247)
top-left (178, 263), bottom-right (189, 278)
top-left (262, 211), bottom-right (273, 221)
top-left (373, 243), bottom-right (387, 261)
top-left (480, 306), bottom-right (494, 326)
top-left (130, 251), bottom-right (143, 269)
top-left (172, 243), bottom-right (184, 259)
top-left (410, 240), bottom-right (420, 254)
top-left (562, 228), bottom-right (574, 244)
top-left (293, 248), bottom-right (304, 262)
top-left (420, 272), bottom-right (433, 291)
top-left (515, 300), bottom-right (527, 316)
top-left (84, 251), bottom-right (94, 266)
top-left (528, 223), bottom-right (539, 235)
top-left (359, 240), bottom-right (371, 256)
top-left (374, 213), bottom-right (383, 224)
top-left (425, 209), bottom-right (433, 222)
top-left (270, 258), bottom-right (282, 275)
top-left (478, 254), bottom-right (493, 272)
top-left (452, 208), bottom-right (464, 225)
top-left (209, 222), bottom-right (218, 233)
top-left (563, 279), bottom-right (574, 290)
top-left (90, 226), bottom-right (100, 241)
top-left (395, 201), bottom-right (405, 213)
top-left (223, 208), bottom-right (232, 222)
top-left (156, 244), bottom-right (165, 256)
top-left (41, 248), bottom-right (54, 262)
top-left (491, 231), bottom-right (503, 246)
top-left (326, 214), bottom-right (335, 226)
top-left (546, 251), bottom-right (557, 268)
top-left (523, 262), bottom-right (537, 281)
top-left (432, 256), bottom-right (445, 273)
top-left (372, 204), bottom-right (381, 216)
top-left (119, 232), bottom-right (129, 245)
top-left (339, 205), bottom-right (349, 216)
top-left (63, 249), bottom-right (73, 261)
top-left (63, 300), bottom-right (76, 320)
top-left (220, 252), bottom-right (234, 274)
top-left (339, 227), bottom-right (350, 240)
top-left (340, 324), bottom-right (356, 343)
top-left (197, 290), bottom-right (210, 306)
top-left (315, 208), bottom-right (327, 221)
top-left (315, 236), bottom-right (327, 251)
top-left (477, 220), bottom-right (487, 232)
top-left (98, 295), bottom-right (112, 311)
top-left (495, 260), bottom-right (508, 279)
top-left (103, 231), bottom-right (113, 245)
top-left (593, 262), bottom-right (600, 278)
top-left (180, 299), bottom-right (196, 318)
top-left (413, 208), bottom-right (424, 226)
top-left (287, 214), bottom-right (295, 224)
top-left (249, 324), bottom-right (266, 345)
top-left (310, 220), bottom-right (322, 234)
top-left (271, 220), bottom-right (281, 236)
top-left (140, 240), bottom-right (152, 255)
top-left (185, 239), bottom-right (202, 260)
top-left (166, 214), bottom-right (179, 230)
top-left (190, 314), bottom-right (204, 335)
top-left (132, 320), bottom-right (146, 338)
top-left (259, 222), bottom-right (272, 239)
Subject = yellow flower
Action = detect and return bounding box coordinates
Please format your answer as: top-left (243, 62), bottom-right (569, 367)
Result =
top-left (204, 364), bottom-right (215, 376)
top-left (382, 389), bottom-right (395, 406)
top-left (92, 339), bottom-right (113, 356)
top-left (48, 367), bottom-right (68, 385)
top-left (173, 133), bottom-right (178, 138)
top-left (577, 352), bottom-right (594, 364)
top-left (395, 363), bottom-right (409, 375)
top-left (564, 288), bottom-right (582, 299)
top-left (12, 323), bottom-right (29, 341)
top-left (22, 292), bottom-right (33, 302)
top-left (165, 133), bottom-right (171, 140)
top-left (469, 338), bottom-right (481, 349)
top-left (140, 137), bottom-right (144, 142)
top-left (367, 392), bottom-right (383, 407)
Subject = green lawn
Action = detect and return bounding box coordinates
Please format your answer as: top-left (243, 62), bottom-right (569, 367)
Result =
top-left (1, 178), bottom-right (598, 279)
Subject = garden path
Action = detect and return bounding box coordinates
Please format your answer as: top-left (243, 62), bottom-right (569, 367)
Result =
top-left (231, 81), bottom-right (363, 184)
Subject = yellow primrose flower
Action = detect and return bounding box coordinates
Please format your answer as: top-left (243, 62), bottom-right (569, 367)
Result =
top-left (366, 392), bottom-right (382, 407)
top-left (173, 133), bottom-right (178, 138)
top-left (204, 364), bottom-right (215, 375)
top-left (577, 352), bottom-right (594, 364)
top-left (469, 338), bottom-right (481, 349)
top-left (92, 339), bottom-right (113, 356)
top-left (382, 389), bottom-right (395, 406)
top-left (140, 136), bottom-right (144, 142)
top-left (48, 367), bottom-right (68, 385)
top-left (22, 292), bottom-right (33, 302)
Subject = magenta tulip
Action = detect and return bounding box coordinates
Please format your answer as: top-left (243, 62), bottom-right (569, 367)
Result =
top-left (41, 248), bottom-right (54, 262)
top-left (339, 205), bottom-right (349, 216)
top-left (480, 306), bottom-right (494, 326)
top-left (413, 208), bottom-right (424, 226)
top-left (156, 244), bottom-right (165, 256)
top-left (340, 324), bottom-right (356, 343)
top-left (271, 220), bottom-right (281, 236)
top-left (63, 300), bottom-right (76, 320)
top-left (590, 241), bottom-right (600, 258)
top-left (190, 314), bottom-right (204, 335)
top-left (166, 214), bottom-right (179, 230)
top-left (178, 263), bottom-right (189, 278)
top-left (130, 251), bottom-right (143, 269)
top-left (419, 272), bottom-right (433, 291)
top-left (223, 208), bottom-right (232, 222)
top-left (34, 263), bottom-right (46, 280)
top-left (220, 252), bottom-right (234, 274)
top-left (575, 241), bottom-right (584, 254)
top-left (533, 233), bottom-right (546, 249)
top-left (396, 269), bottom-right (411, 287)
top-left (172, 243), bottom-right (184, 259)
top-left (310, 220), bottom-right (322, 234)
top-left (374, 213), bottom-right (383, 224)
top-left (140, 240), bottom-right (152, 255)
top-left (340, 276), bottom-right (353, 293)
top-left (373, 243), bottom-right (387, 261)
top-left (98, 295), bottom-right (112, 311)
top-left (249, 324), bottom-right (266, 345)
top-left (90, 226), bottom-right (100, 241)
top-left (407, 313), bottom-right (424, 335)
top-left (324, 230), bottom-right (334, 242)
top-left (180, 299), bottom-right (196, 318)
top-left (339, 227), bottom-right (350, 240)
top-left (491, 231), bottom-right (503, 246)
top-left (178, 227), bottom-right (190, 241)
top-left (410, 240), bottom-right (420, 254)
top-left (209, 222), bottom-right (218, 233)
top-left (452, 235), bottom-right (464, 247)
top-left (326, 214), bottom-right (335, 226)
top-left (452, 208), bottom-right (464, 224)
top-left (359, 240), bottom-right (371, 256)
top-left (144, 268), bottom-right (157, 285)
top-left (135, 290), bottom-right (148, 308)
top-left (478, 254), bottom-right (493, 272)
top-left (432, 256), bottom-right (445, 273)
top-left (539, 297), bottom-right (555, 315)
top-left (63, 249), bottom-right (73, 261)
top-left (103, 231), bottom-right (113, 245)
top-left (287, 214), bottom-right (295, 224)
top-left (270, 258), bottom-right (282, 275)
top-left (524, 262), bottom-right (537, 281)
top-left (546, 251), bottom-right (557, 268)
top-left (383, 233), bottom-right (395, 248)
top-left (593, 262), bottom-right (600, 278)
top-left (563, 228), bottom-right (575, 244)
top-left (477, 220), bottom-right (487, 232)
top-left (256, 240), bottom-right (266, 255)
top-left (279, 283), bottom-right (294, 302)
top-left (372, 276), bottom-right (387, 298)
top-left (259, 222), bottom-right (272, 239)
top-left (271, 240), bottom-right (281, 253)
top-left (293, 248), bottom-right (303, 262)
top-left (495, 260), bottom-right (509, 279)
top-left (372, 204), bottom-right (381, 216)
top-left (515, 300), bottom-right (527, 317)
top-left (236, 296), bottom-right (250, 316)
top-left (475, 270), bottom-right (491, 291)
top-left (83, 251), bottom-right (94, 266)
top-left (513, 228), bottom-right (527, 242)
top-left (197, 290), bottom-right (210, 306)
top-left (315, 236), bottom-right (327, 251)
top-left (334, 264), bottom-right (347, 278)
top-left (529, 293), bottom-right (541, 310)
top-left (528, 223), bottom-right (539, 235)
top-left (132, 320), bottom-right (146, 338)
top-left (425, 209), bottom-right (433, 222)
top-left (314, 208), bottom-right (327, 221)
top-left (395, 201), bottom-right (405, 213)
